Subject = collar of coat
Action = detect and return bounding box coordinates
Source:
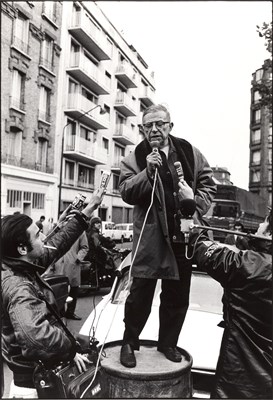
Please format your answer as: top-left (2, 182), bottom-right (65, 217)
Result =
top-left (135, 134), bottom-right (194, 183)
top-left (2, 256), bottom-right (45, 274)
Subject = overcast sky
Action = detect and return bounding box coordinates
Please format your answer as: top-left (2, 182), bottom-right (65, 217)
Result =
top-left (98, 1), bottom-right (271, 189)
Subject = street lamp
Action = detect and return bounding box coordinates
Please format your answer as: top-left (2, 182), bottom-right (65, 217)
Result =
top-left (58, 104), bottom-right (106, 215)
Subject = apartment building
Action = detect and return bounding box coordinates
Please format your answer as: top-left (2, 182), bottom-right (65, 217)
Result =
top-left (56, 1), bottom-right (156, 223)
top-left (249, 59), bottom-right (272, 206)
top-left (1, 1), bottom-right (62, 220)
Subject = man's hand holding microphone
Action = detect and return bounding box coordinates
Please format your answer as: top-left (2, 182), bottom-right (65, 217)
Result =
top-left (146, 140), bottom-right (162, 178)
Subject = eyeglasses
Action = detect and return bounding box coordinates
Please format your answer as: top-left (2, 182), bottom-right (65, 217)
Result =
top-left (142, 120), bottom-right (170, 132)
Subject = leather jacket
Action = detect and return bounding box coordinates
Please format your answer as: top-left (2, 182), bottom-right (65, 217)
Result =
top-left (194, 238), bottom-right (272, 398)
top-left (1, 213), bottom-right (88, 388)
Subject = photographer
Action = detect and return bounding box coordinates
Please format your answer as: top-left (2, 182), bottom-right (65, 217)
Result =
top-left (1, 189), bottom-right (104, 398)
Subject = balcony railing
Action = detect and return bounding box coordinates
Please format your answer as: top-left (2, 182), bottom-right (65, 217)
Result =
top-left (114, 92), bottom-right (137, 117)
top-left (64, 134), bottom-right (108, 164)
top-left (12, 36), bottom-right (30, 54)
top-left (68, 51), bottom-right (110, 93)
top-left (77, 180), bottom-right (95, 189)
top-left (113, 124), bottom-right (135, 145)
top-left (63, 178), bottom-right (75, 186)
top-left (115, 62), bottom-right (137, 88)
top-left (139, 85), bottom-right (155, 107)
top-left (112, 156), bottom-right (124, 168)
top-left (69, 10), bottom-right (111, 60)
top-left (66, 94), bottom-right (109, 129)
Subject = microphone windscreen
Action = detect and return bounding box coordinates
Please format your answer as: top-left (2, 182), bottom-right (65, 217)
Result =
top-left (180, 199), bottom-right (196, 217)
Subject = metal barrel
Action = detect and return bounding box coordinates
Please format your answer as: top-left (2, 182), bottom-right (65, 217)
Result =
top-left (100, 340), bottom-right (193, 398)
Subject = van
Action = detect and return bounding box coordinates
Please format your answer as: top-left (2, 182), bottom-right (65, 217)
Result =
top-left (114, 223), bottom-right (133, 242)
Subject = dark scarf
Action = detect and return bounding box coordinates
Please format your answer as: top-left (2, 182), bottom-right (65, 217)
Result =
top-left (135, 134), bottom-right (194, 184)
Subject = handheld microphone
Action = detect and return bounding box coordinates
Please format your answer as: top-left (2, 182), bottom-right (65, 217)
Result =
top-left (174, 161), bottom-right (184, 181)
top-left (180, 199), bottom-right (196, 245)
top-left (150, 140), bottom-right (160, 153)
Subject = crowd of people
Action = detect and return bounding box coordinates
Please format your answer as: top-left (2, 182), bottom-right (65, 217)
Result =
top-left (1, 103), bottom-right (272, 399)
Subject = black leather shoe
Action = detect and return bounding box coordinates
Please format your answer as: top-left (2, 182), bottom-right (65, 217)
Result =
top-left (157, 346), bottom-right (182, 362)
top-left (120, 344), bottom-right (136, 368)
top-left (65, 313), bottom-right (82, 320)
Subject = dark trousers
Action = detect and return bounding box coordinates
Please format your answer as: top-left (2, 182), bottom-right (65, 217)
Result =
top-left (122, 245), bottom-right (192, 350)
top-left (66, 286), bottom-right (79, 315)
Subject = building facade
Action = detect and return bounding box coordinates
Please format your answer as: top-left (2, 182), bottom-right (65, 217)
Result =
top-left (249, 59), bottom-right (272, 207)
top-left (1, 1), bottom-right (62, 221)
top-left (55, 1), bottom-right (156, 223)
top-left (1, 1), bottom-right (156, 223)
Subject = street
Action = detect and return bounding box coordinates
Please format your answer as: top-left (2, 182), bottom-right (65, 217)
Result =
top-left (2, 241), bottom-right (132, 398)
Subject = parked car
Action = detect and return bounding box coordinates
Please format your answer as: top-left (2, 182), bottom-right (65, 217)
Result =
top-left (114, 223), bottom-right (133, 242)
top-left (80, 245), bottom-right (238, 398)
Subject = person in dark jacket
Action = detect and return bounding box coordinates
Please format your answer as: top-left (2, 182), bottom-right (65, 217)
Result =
top-left (119, 104), bottom-right (216, 368)
top-left (191, 208), bottom-right (272, 399)
top-left (224, 221), bottom-right (250, 250)
top-left (1, 189), bottom-right (103, 398)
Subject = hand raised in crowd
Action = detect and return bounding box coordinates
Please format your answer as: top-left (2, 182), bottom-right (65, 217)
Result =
top-left (82, 188), bottom-right (105, 218)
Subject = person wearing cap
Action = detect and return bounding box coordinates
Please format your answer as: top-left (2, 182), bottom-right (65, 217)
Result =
top-left (118, 103), bottom-right (216, 368)
top-left (1, 189), bottom-right (104, 398)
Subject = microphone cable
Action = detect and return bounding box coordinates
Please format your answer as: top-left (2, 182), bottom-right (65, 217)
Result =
top-left (80, 168), bottom-right (159, 398)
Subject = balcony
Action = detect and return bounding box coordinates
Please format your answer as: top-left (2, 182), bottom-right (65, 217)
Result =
top-left (114, 92), bottom-right (137, 117)
top-left (68, 10), bottom-right (111, 61)
top-left (63, 135), bottom-right (108, 165)
top-left (113, 124), bottom-right (135, 146)
top-left (139, 86), bottom-right (155, 107)
top-left (65, 96), bottom-right (109, 130)
top-left (111, 155), bottom-right (125, 171)
top-left (67, 52), bottom-right (110, 95)
top-left (115, 63), bottom-right (137, 88)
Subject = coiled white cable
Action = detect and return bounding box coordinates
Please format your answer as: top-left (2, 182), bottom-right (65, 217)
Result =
top-left (80, 169), bottom-right (159, 398)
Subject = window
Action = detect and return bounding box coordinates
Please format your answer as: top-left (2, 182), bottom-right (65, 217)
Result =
top-left (7, 190), bottom-right (22, 208)
top-left (39, 86), bottom-right (51, 122)
top-left (256, 69), bottom-right (263, 82)
top-left (68, 79), bottom-right (78, 108)
top-left (103, 104), bottom-right (110, 121)
top-left (32, 193), bottom-right (45, 209)
top-left (13, 12), bottom-right (29, 53)
top-left (253, 109), bottom-right (261, 123)
top-left (253, 91), bottom-right (261, 103)
top-left (41, 35), bottom-right (54, 70)
top-left (103, 138), bottom-right (109, 153)
top-left (36, 138), bottom-right (48, 171)
top-left (43, 1), bottom-right (57, 22)
top-left (116, 113), bottom-right (126, 133)
top-left (252, 150), bottom-right (261, 165)
top-left (7, 130), bottom-right (22, 165)
top-left (78, 165), bottom-right (95, 189)
top-left (252, 129), bottom-right (261, 144)
top-left (269, 126), bottom-right (272, 143)
top-left (70, 41), bottom-right (80, 67)
top-left (24, 192), bottom-right (31, 201)
top-left (64, 160), bottom-right (75, 185)
top-left (268, 149), bottom-right (272, 165)
top-left (65, 120), bottom-right (76, 151)
top-left (268, 169), bottom-right (272, 184)
top-left (112, 173), bottom-right (120, 193)
top-left (114, 145), bottom-right (125, 165)
top-left (11, 69), bottom-right (25, 110)
top-left (80, 126), bottom-right (92, 141)
top-left (82, 87), bottom-right (98, 104)
top-left (251, 170), bottom-right (260, 183)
